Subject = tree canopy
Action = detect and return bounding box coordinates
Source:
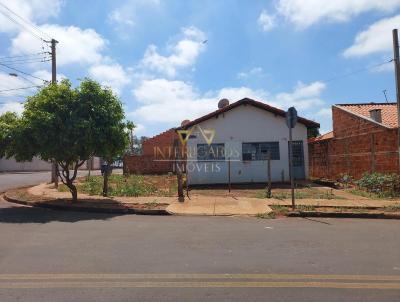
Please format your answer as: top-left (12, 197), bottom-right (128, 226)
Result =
top-left (4, 78), bottom-right (129, 202)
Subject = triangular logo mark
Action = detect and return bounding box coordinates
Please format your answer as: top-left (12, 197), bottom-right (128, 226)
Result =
top-left (177, 129), bottom-right (193, 145)
top-left (198, 127), bottom-right (215, 145)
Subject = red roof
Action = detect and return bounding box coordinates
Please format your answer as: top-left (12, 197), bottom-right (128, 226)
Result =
top-left (336, 102), bottom-right (398, 128)
top-left (308, 131), bottom-right (334, 143)
top-left (177, 98), bottom-right (320, 129)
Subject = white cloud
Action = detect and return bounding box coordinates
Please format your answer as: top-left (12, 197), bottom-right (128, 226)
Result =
top-left (11, 24), bottom-right (107, 66)
top-left (274, 81), bottom-right (326, 110)
top-left (258, 10), bottom-right (276, 31)
top-left (0, 102), bottom-right (24, 115)
top-left (130, 78), bottom-right (325, 126)
top-left (0, 0), bottom-right (63, 33)
top-left (89, 63), bottom-right (130, 94)
top-left (343, 15), bottom-right (400, 57)
top-left (316, 107), bottom-right (332, 117)
top-left (107, 0), bottom-right (160, 38)
top-left (30, 69), bottom-right (66, 85)
top-left (237, 67), bottom-right (265, 79)
top-left (140, 26), bottom-right (206, 77)
top-left (108, 10), bottom-right (135, 28)
top-left (277, 0), bottom-right (400, 28)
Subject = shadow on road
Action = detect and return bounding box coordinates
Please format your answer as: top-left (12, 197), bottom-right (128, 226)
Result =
top-left (0, 204), bottom-right (122, 224)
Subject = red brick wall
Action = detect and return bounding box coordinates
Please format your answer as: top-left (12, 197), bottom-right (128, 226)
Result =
top-left (309, 107), bottom-right (399, 180)
top-left (123, 129), bottom-right (180, 174)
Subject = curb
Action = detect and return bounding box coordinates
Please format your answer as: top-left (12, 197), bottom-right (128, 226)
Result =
top-left (3, 192), bottom-right (170, 216)
top-left (286, 211), bottom-right (400, 219)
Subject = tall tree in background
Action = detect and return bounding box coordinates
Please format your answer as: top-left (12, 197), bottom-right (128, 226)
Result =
top-left (0, 112), bottom-right (18, 158)
top-left (126, 121), bottom-right (136, 154)
top-left (5, 78), bottom-right (128, 202)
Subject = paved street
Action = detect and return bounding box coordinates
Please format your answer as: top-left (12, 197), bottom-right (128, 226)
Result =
top-left (0, 198), bottom-right (399, 301)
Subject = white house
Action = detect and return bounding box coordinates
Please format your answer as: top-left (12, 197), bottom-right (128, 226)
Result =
top-left (0, 157), bottom-right (102, 172)
top-left (178, 98), bottom-right (319, 185)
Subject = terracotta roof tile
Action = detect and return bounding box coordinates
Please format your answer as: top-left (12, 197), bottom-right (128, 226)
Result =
top-left (336, 102), bottom-right (398, 128)
top-left (308, 131), bottom-right (334, 143)
top-left (177, 98), bottom-right (320, 130)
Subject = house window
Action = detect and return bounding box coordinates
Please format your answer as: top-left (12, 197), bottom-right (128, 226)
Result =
top-left (242, 142), bottom-right (280, 160)
top-left (197, 143), bottom-right (225, 161)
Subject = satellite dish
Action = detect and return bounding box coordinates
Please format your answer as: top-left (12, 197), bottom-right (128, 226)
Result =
top-left (181, 119), bottom-right (191, 127)
top-left (218, 98), bottom-right (230, 109)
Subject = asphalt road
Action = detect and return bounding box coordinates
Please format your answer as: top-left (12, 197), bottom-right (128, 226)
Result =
top-left (0, 197), bottom-right (399, 301)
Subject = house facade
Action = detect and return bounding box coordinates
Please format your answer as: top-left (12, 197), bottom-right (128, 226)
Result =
top-left (309, 102), bottom-right (399, 180)
top-left (0, 157), bottom-right (101, 172)
top-left (179, 98), bottom-right (319, 185)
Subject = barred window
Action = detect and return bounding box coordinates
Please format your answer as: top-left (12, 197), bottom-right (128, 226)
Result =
top-left (197, 144), bottom-right (225, 161)
top-left (242, 142), bottom-right (280, 161)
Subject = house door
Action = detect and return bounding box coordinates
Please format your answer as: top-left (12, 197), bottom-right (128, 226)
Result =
top-left (289, 140), bottom-right (305, 180)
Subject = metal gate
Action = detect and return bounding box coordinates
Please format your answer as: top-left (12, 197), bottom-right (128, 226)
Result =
top-left (289, 140), bottom-right (305, 180)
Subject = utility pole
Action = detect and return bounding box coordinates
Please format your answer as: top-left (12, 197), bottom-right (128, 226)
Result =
top-left (392, 29), bottom-right (400, 173)
top-left (50, 38), bottom-right (59, 187)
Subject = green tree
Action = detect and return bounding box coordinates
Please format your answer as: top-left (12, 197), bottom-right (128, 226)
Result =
top-left (7, 78), bottom-right (129, 202)
top-left (78, 79), bottom-right (129, 197)
top-left (0, 112), bottom-right (18, 158)
top-left (126, 121), bottom-right (136, 154)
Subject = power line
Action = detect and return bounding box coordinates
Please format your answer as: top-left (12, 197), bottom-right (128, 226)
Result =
top-left (324, 59), bottom-right (394, 83)
top-left (0, 85), bottom-right (41, 93)
top-left (0, 52), bottom-right (49, 60)
top-left (0, 9), bottom-right (43, 41)
top-left (0, 95), bottom-right (30, 98)
top-left (0, 63), bottom-right (49, 83)
top-left (0, 58), bottom-right (51, 65)
top-left (0, 2), bottom-right (52, 41)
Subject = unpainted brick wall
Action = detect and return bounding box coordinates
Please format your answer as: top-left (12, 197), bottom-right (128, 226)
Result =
top-left (123, 129), bottom-right (181, 174)
top-left (309, 107), bottom-right (399, 180)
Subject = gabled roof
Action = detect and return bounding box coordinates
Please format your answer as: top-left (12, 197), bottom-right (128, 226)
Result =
top-left (308, 131), bottom-right (334, 143)
top-left (177, 98), bottom-right (320, 130)
top-left (335, 102), bottom-right (398, 128)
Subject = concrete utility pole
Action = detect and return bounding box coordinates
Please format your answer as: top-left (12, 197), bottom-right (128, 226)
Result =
top-left (50, 38), bottom-right (59, 187)
top-left (392, 29), bottom-right (400, 173)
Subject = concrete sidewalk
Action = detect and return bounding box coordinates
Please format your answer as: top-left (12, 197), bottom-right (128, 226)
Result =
top-left (166, 196), bottom-right (272, 216)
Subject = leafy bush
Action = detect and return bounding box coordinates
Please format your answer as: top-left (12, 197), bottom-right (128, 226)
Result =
top-left (355, 172), bottom-right (400, 198)
top-left (337, 173), bottom-right (353, 188)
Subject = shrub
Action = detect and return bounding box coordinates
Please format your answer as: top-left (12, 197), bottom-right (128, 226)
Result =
top-left (355, 172), bottom-right (400, 198)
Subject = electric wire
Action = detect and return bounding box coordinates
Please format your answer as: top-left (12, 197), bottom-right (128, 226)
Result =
top-left (0, 63), bottom-right (50, 83)
top-left (0, 2), bottom-right (52, 41)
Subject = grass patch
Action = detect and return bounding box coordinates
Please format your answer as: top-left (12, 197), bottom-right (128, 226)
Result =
top-left (346, 189), bottom-right (399, 200)
top-left (269, 204), bottom-right (289, 215)
top-left (256, 212), bottom-right (276, 219)
top-left (58, 174), bottom-right (177, 197)
top-left (144, 200), bottom-right (160, 208)
top-left (384, 203), bottom-right (400, 212)
top-left (270, 189), bottom-right (343, 200)
top-left (296, 205), bottom-right (316, 211)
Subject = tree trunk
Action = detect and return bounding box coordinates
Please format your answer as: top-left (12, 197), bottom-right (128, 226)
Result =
top-left (67, 182), bottom-right (78, 202)
top-left (102, 162), bottom-right (110, 197)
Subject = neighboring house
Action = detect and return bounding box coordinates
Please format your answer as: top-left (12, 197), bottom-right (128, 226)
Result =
top-left (0, 157), bottom-right (101, 172)
top-left (123, 129), bottom-right (179, 174)
top-left (309, 102), bottom-right (399, 180)
top-left (178, 98), bottom-right (319, 185)
top-left (0, 157), bottom-right (52, 172)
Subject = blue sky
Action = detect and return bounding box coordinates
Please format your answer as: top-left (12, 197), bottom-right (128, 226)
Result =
top-left (0, 0), bottom-right (399, 136)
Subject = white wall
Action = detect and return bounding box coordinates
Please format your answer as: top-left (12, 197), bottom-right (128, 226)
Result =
top-left (186, 105), bottom-right (309, 185)
top-left (0, 157), bottom-right (101, 172)
top-left (0, 157), bottom-right (52, 172)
